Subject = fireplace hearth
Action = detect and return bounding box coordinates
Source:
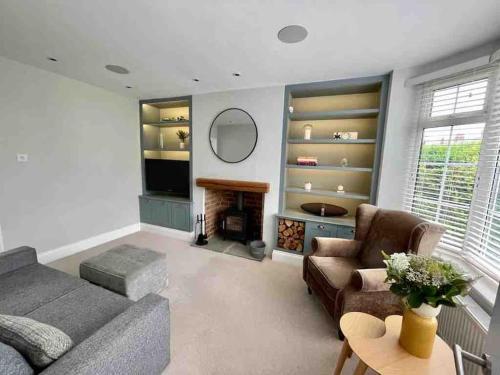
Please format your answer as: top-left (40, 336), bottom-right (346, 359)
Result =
top-left (195, 178), bottom-right (269, 259)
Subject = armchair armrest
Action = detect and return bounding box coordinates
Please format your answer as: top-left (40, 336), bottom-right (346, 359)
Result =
top-left (40, 294), bottom-right (170, 375)
top-left (350, 268), bottom-right (390, 292)
top-left (311, 237), bottom-right (362, 258)
top-left (0, 246), bottom-right (38, 275)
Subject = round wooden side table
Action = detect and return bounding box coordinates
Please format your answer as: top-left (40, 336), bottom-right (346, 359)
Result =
top-left (334, 312), bottom-right (386, 375)
top-left (335, 312), bottom-right (456, 375)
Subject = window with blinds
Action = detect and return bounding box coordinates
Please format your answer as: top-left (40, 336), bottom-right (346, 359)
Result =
top-left (405, 63), bottom-right (500, 281)
top-left (411, 124), bottom-right (484, 250)
top-left (430, 79), bottom-right (488, 117)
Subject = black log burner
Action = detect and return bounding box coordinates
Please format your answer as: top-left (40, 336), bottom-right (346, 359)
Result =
top-left (222, 192), bottom-right (250, 242)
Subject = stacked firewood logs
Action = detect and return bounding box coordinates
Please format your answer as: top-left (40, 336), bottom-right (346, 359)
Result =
top-left (277, 219), bottom-right (305, 252)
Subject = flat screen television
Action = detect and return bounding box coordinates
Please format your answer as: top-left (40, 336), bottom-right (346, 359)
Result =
top-left (145, 159), bottom-right (189, 197)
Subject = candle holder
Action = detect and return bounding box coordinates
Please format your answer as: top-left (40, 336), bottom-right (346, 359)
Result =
top-left (303, 124), bottom-right (313, 140)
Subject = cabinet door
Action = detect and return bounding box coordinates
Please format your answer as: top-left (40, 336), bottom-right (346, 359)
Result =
top-left (171, 203), bottom-right (190, 231)
top-left (304, 222), bottom-right (338, 254)
top-left (139, 198), bottom-right (154, 224)
top-left (151, 200), bottom-right (171, 227)
top-left (337, 225), bottom-right (355, 239)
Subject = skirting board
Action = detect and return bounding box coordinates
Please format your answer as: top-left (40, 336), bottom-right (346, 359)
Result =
top-left (38, 224), bottom-right (141, 264)
top-left (140, 223), bottom-right (194, 242)
top-left (271, 249), bottom-right (303, 266)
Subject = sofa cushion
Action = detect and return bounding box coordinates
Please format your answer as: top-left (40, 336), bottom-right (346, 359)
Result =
top-left (0, 341), bottom-right (34, 375)
top-left (0, 264), bottom-right (86, 316)
top-left (0, 315), bottom-right (73, 369)
top-left (26, 284), bottom-right (132, 345)
top-left (358, 209), bottom-right (423, 268)
top-left (309, 256), bottom-right (361, 291)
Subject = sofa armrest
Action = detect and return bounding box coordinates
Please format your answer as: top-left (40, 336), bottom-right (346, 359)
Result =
top-left (311, 237), bottom-right (362, 257)
top-left (0, 246), bottom-right (38, 275)
top-left (40, 294), bottom-right (170, 375)
top-left (350, 268), bottom-right (390, 292)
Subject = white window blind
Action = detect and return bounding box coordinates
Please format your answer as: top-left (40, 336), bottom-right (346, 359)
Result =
top-left (405, 63), bottom-right (500, 281)
top-left (411, 124), bottom-right (484, 250)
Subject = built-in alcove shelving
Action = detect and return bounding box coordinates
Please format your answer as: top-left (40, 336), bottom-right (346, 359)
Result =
top-left (139, 97), bottom-right (193, 232)
top-left (276, 76), bottom-right (389, 254)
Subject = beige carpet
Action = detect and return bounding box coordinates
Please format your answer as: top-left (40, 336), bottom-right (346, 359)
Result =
top-left (49, 230), bottom-right (365, 375)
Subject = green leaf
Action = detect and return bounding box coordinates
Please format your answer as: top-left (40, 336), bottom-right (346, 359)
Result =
top-left (422, 285), bottom-right (437, 297)
top-left (407, 292), bottom-right (423, 308)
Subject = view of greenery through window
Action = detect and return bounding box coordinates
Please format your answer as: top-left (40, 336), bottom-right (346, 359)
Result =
top-left (411, 124), bottom-right (484, 250)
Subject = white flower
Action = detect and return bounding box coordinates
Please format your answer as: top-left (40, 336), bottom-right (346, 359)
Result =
top-left (388, 253), bottom-right (410, 273)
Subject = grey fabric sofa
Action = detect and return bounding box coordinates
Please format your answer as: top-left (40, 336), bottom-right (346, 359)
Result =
top-left (0, 246), bottom-right (170, 374)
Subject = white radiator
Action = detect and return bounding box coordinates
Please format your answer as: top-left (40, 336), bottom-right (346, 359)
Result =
top-left (438, 305), bottom-right (487, 375)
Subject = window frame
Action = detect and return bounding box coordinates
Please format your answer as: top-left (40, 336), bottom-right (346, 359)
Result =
top-left (407, 70), bottom-right (500, 312)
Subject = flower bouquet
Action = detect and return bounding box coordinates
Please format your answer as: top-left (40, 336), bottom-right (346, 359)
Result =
top-left (382, 252), bottom-right (476, 358)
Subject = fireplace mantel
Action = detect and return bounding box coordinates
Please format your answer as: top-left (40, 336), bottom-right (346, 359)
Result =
top-left (196, 178), bottom-right (270, 193)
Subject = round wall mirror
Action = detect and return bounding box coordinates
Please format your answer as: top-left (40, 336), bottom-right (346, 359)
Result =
top-left (209, 108), bottom-right (258, 163)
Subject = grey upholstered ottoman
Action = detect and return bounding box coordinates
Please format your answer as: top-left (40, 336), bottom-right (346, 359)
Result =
top-left (80, 244), bottom-right (167, 301)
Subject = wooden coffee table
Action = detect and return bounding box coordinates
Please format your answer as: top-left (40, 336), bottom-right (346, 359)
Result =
top-left (334, 312), bottom-right (456, 375)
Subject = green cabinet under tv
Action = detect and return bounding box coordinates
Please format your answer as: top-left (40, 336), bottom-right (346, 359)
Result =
top-left (139, 95), bottom-right (193, 232)
top-left (139, 195), bottom-right (192, 232)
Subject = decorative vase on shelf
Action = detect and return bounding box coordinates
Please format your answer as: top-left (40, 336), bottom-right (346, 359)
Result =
top-left (176, 129), bottom-right (189, 151)
top-left (159, 133), bottom-right (164, 149)
top-left (399, 302), bottom-right (441, 359)
top-left (303, 124), bottom-right (313, 140)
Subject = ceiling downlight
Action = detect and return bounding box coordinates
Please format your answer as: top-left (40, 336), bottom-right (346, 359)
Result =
top-left (105, 64), bottom-right (130, 74)
top-left (278, 25), bottom-right (308, 44)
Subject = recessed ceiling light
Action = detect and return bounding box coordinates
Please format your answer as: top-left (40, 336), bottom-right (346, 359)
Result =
top-left (47, 57), bottom-right (58, 62)
top-left (105, 65), bottom-right (130, 74)
top-left (232, 72), bottom-right (241, 77)
top-left (278, 25), bottom-right (308, 44)
top-left (125, 85), bottom-right (133, 89)
top-left (193, 78), bottom-right (200, 82)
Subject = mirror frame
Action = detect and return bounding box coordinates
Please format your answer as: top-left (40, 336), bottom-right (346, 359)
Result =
top-left (208, 108), bottom-right (258, 164)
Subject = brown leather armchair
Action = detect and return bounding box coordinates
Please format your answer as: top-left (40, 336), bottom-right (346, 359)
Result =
top-left (303, 204), bottom-right (445, 338)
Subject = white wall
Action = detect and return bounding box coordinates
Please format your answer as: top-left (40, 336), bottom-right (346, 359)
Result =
top-left (376, 68), bottom-right (418, 209)
top-left (0, 56), bottom-right (141, 253)
top-left (192, 87), bottom-right (285, 252)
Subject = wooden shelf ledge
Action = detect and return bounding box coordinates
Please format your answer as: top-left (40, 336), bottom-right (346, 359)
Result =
top-left (196, 178), bottom-right (270, 193)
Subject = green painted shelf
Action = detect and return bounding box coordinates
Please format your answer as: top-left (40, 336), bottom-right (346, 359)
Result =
top-left (286, 164), bottom-right (373, 172)
top-left (279, 209), bottom-right (356, 227)
top-left (287, 138), bottom-right (376, 144)
top-left (144, 147), bottom-right (191, 152)
top-left (285, 187), bottom-right (370, 200)
top-left (289, 108), bottom-right (379, 121)
top-left (144, 121), bottom-right (190, 127)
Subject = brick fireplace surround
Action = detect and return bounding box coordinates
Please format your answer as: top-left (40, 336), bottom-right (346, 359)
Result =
top-left (196, 178), bottom-right (270, 241)
top-left (204, 189), bottom-right (264, 239)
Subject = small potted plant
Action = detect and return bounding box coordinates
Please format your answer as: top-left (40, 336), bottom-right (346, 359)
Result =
top-left (176, 129), bottom-right (189, 149)
top-left (383, 252), bottom-right (475, 358)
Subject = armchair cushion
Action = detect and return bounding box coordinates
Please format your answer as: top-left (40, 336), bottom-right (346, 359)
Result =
top-left (358, 209), bottom-right (423, 268)
top-left (311, 238), bottom-right (362, 258)
top-left (350, 268), bottom-right (390, 292)
top-left (309, 256), bottom-right (362, 290)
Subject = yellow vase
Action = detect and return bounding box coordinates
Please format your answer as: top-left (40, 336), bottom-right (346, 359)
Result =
top-left (399, 306), bottom-right (439, 358)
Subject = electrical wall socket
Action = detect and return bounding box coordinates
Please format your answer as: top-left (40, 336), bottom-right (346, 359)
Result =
top-left (16, 154), bottom-right (28, 162)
